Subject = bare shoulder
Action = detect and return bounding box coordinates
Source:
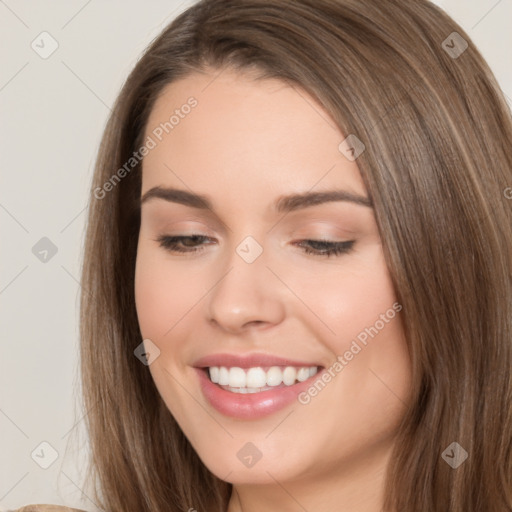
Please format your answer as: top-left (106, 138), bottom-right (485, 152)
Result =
top-left (11, 505), bottom-right (88, 512)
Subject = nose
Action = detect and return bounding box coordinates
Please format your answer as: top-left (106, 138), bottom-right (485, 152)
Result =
top-left (205, 240), bottom-right (286, 335)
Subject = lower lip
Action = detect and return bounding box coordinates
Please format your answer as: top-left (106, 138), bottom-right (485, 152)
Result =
top-left (194, 367), bottom-right (323, 419)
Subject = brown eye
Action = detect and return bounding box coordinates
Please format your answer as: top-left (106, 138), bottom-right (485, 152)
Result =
top-left (155, 235), bottom-right (355, 257)
top-left (156, 235), bottom-right (213, 253)
top-left (295, 239), bottom-right (355, 257)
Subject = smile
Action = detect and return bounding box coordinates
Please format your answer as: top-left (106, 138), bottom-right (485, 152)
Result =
top-left (193, 354), bottom-right (325, 419)
top-left (208, 365), bottom-right (319, 393)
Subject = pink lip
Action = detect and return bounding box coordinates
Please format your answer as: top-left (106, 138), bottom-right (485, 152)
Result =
top-left (194, 362), bottom-right (324, 420)
top-left (193, 352), bottom-right (321, 369)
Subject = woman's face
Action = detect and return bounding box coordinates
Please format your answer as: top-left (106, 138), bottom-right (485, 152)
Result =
top-left (135, 68), bottom-right (411, 490)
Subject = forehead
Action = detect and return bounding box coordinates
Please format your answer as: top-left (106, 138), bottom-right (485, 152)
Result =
top-left (141, 69), bottom-right (367, 200)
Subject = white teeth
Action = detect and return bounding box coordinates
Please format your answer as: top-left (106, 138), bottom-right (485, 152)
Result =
top-left (207, 365), bottom-right (319, 391)
top-left (209, 366), bottom-right (220, 384)
top-left (297, 367), bottom-right (310, 382)
top-left (266, 366), bottom-right (283, 386)
top-left (218, 366), bottom-right (230, 386)
top-left (246, 367), bottom-right (267, 388)
top-left (282, 366), bottom-right (297, 386)
top-left (229, 367), bottom-right (246, 387)
top-left (228, 386), bottom-right (263, 394)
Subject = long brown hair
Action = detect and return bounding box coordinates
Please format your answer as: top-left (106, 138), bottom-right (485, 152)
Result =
top-left (78, 0), bottom-right (512, 510)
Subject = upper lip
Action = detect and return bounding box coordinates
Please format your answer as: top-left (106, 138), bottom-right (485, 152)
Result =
top-left (193, 352), bottom-right (323, 369)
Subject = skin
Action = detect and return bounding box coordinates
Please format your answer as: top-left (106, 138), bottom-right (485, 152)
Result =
top-left (134, 67), bottom-right (412, 512)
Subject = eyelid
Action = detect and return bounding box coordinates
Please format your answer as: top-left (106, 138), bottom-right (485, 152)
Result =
top-left (290, 222), bottom-right (358, 239)
top-left (155, 234), bottom-right (355, 257)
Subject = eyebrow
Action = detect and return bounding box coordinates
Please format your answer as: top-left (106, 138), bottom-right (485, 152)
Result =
top-left (140, 186), bottom-right (373, 212)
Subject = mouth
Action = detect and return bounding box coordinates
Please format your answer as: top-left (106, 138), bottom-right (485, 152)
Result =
top-left (203, 365), bottom-right (320, 394)
top-left (193, 354), bottom-right (325, 419)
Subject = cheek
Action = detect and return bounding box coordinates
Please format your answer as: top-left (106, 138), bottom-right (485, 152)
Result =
top-left (294, 244), bottom-right (400, 346)
top-left (134, 245), bottom-right (204, 340)
top-left (134, 247), bottom-right (202, 418)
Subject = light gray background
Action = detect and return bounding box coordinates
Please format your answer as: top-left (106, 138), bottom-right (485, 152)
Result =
top-left (1, 1), bottom-right (511, 510)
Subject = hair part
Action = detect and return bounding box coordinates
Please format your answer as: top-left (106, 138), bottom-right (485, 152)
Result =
top-left (79, 1), bottom-right (512, 510)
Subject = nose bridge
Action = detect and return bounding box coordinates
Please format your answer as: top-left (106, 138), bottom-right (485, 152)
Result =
top-left (206, 233), bottom-right (285, 331)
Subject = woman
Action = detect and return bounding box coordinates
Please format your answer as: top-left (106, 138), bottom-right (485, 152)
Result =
top-left (17, 0), bottom-right (512, 510)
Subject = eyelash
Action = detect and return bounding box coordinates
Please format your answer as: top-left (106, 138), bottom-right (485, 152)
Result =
top-left (155, 235), bottom-right (355, 258)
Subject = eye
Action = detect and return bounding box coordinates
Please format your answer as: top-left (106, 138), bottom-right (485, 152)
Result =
top-left (294, 239), bottom-right (355, 257)
top-left (155, 235), bottom-right (355, 257)
top-left (155, 235), bottom-right (214, 253)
